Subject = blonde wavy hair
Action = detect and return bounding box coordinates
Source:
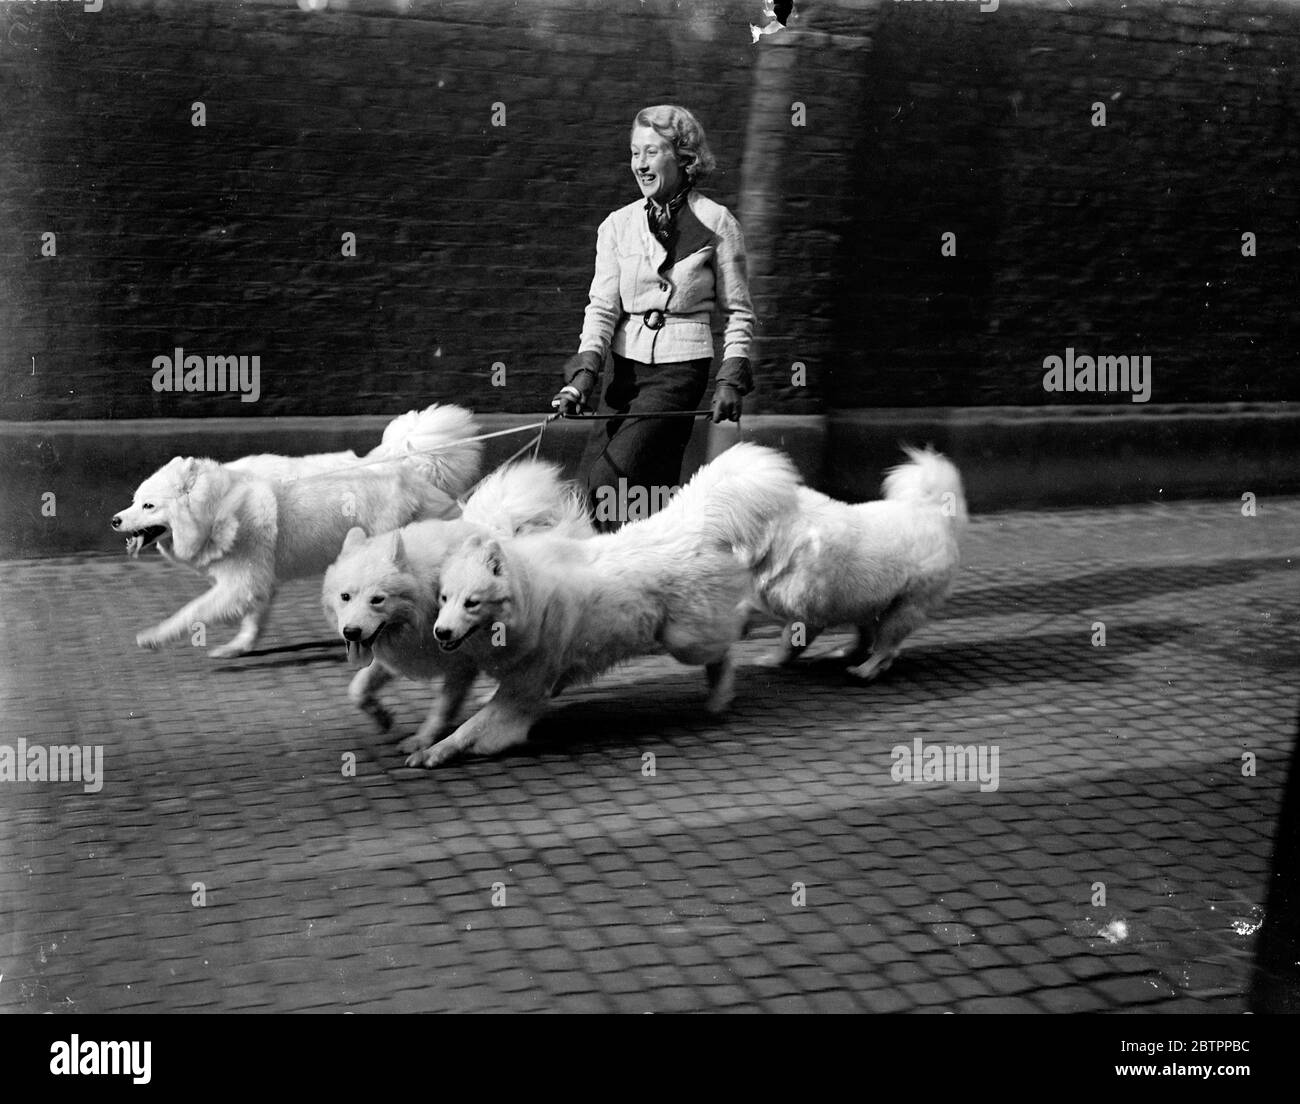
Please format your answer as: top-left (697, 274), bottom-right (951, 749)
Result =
top-left (632, 105), bottom-right (717, 185)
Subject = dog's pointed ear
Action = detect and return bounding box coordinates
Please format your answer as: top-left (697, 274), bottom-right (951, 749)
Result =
top-left (169, 481), bottom-right (217, 563)
top-left (482, 538), bottom-right (504, 577)
top-left (177, 457), bottom-right (201, 493)
top-left (172, 462), bottom-right (240, 566)
top-left (342, 526), bottom-right (368, 555)
top-left (391, 530), bottom-right (409, 568)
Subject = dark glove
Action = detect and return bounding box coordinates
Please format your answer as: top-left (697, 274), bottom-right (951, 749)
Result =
top-left (710, 381), bottom-right (743, 423)
top-left (551, 372), bottom-right (596, 417)
top-left (550, 384), bottom-right (587, 417)
top-left (715, 356), bottom-right (754, 395)
top-left (552, 360), bottom-right (598, 416)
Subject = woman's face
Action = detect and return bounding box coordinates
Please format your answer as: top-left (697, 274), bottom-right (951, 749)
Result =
top-left (630, 125), bottom-right (682, 204)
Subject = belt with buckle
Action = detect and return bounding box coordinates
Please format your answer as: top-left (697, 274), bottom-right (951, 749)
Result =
top-left (641, 309), bottom-right (666, 331)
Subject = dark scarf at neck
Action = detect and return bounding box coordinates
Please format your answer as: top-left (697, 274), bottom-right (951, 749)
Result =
top-left (645, 183), bottom-right (693, 247)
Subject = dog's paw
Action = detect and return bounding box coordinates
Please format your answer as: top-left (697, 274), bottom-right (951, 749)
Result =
top-left (209, 642), bottom-right (250, 660)
top-left (397, 731), bottom-right (434, 755)
top-left (753, 649), bottom-right (795, 668)
top-left (846, 654), bottom-right (894, 681)
top-left (405, 740), bottom-right (460, 769)
top-left (135, 631), bottom-right (163, 651)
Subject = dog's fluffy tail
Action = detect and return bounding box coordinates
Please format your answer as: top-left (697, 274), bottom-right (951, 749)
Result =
top-left (461, 459), bottom-right (594, 540)
top-left (652, 442), bottom-right (802, 557)
top-left (883, 446), bottom-right (967, 527)
top-left (368, 403), bottom-right (484, 499)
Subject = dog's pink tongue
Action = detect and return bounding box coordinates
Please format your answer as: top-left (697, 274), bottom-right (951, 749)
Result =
top-left (125, 536), bottom-right (142, 559)
top-left (346, 640), bottom-right (368, 667)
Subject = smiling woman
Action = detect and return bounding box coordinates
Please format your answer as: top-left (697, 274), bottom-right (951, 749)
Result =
top-left (551, 104), bottom-right (756, 530)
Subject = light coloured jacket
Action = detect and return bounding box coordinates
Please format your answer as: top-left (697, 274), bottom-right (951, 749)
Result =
top-left (574, 191), bottom-right (756, 378)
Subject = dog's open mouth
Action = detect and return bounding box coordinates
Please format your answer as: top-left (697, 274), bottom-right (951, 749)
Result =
top-left (345, 625), bottom-right (385, 666)
top-left (437, 623), bottom-right (480, 653)
top-left (124, 526), bottom-right (169, 559)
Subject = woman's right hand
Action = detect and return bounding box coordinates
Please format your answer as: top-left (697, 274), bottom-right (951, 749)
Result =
top-left (551, 363), bottom-right (599, 416)
top-left (550, 385), bottom-right (587, 416)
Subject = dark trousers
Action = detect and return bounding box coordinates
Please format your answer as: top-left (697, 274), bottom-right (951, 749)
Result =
top-left (581, 353), bottom-right (711, 530)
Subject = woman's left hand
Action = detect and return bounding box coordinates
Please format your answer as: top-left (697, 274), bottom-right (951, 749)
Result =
top-left (710, 382), bottom-right (742, 423)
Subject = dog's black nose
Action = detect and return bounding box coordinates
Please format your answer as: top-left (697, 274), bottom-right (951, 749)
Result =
top-left (111, 515), bottom-right (122, 530)
top-left (342, 626), bottom-right (362, 642)
top-left (433, 626), bottom-right (451, 642)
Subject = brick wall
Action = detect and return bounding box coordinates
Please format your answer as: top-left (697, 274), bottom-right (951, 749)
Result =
top-left (823, 0), bottom-right (1300, 408)
top-left (1, 0), bottom-right (1296, 420)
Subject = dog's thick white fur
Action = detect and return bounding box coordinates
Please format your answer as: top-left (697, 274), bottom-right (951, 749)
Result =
top-left (749, 446), bottom-right (967, 680)
top-left (321, 460), bottom-right (594, 755)
top-left (113, 404), bottom-right (483, 657)
top-left (414, 442), bottom-right (803, 768)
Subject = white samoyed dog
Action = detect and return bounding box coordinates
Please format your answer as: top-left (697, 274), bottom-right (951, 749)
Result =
top-left (415, 442), bottom-right (803, 768)
top-left (112, 404), bottom-right (483, 657)
top-left (749, 446), bottom-right (967, 680)
top-left (321, 460), bottom-right (594, 754)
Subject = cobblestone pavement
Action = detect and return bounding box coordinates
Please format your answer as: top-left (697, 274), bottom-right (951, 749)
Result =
top-left (0, 497), bottom-right (1296, 1013)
